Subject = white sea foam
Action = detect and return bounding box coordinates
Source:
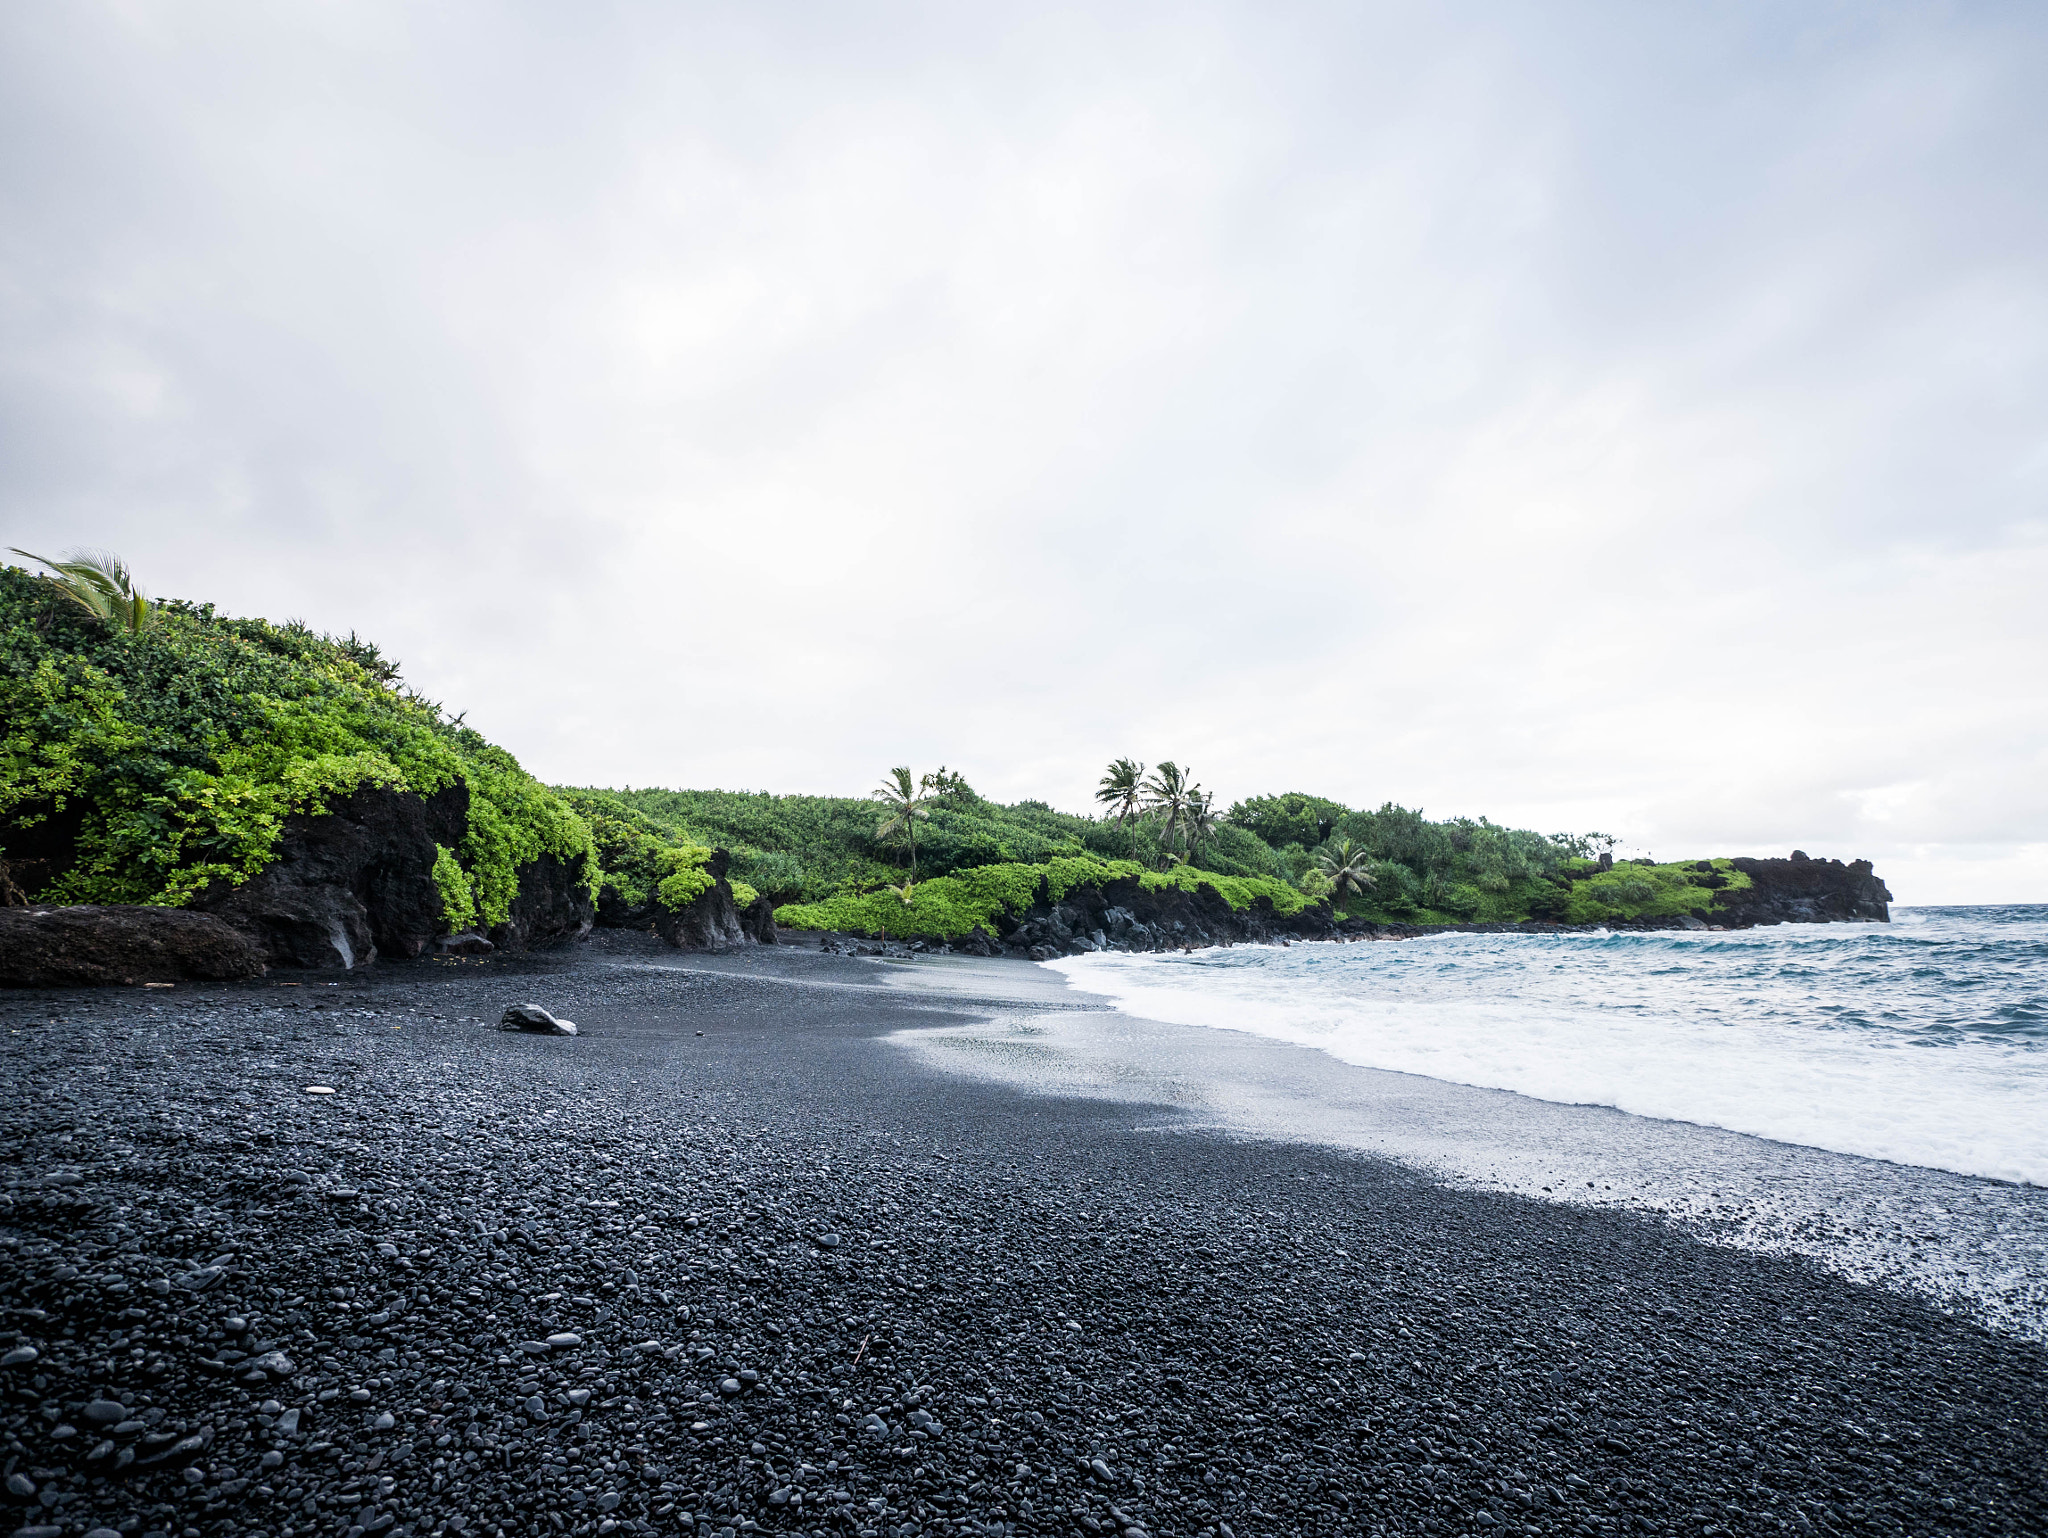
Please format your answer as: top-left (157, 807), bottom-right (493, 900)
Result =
top-left (1049, 908), bottom-right (2048, 1186)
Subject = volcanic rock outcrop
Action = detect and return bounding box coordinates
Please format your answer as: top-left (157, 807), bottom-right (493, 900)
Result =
top-left (0, 904), bottom-right (266, 987)
top-left (191, 784), bottom-right (593, 971)
top-left (1710, 852), bottom-right (1892, 926)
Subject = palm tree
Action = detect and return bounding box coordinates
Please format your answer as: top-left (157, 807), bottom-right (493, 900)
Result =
top-left (1183, 791), bottom-right (1222, 867)
top-left (11, 547), bottom-right (157, 633)
top-left (1095, 758), bottom-right (1145, 825)
top-left (872, 766), bottom-right (932, 878)
top-left (1141, 761), bottom-right (1203, 865)
top-left (1314, 838), bottom-right (1377, 905)
top-left (886, 879), bottom-right (917, 906)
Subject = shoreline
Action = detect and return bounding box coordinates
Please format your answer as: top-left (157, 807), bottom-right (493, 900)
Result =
top-left (1, 941), bottom-right (2042, 1538)
top-left (879, 951), bottom-right (2048, 1346)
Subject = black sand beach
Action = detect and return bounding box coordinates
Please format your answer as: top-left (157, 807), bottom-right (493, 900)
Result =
top-left (1, 940), bottom-right (2043, 1538)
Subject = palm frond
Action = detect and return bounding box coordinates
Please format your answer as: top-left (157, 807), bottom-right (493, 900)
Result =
top-left (11, 546), bottom-right (157, 633)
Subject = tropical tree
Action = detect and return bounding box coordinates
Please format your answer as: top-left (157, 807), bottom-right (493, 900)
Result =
top-left (11, 547), bottom-right (156, 633)
top-left (886, 879), bottom-right (917, 906)
top-left (1140, 761), bottom-right (1203, 865)
top-left (1183, 790), bottom-right (1222, 866)
top-left (1314, 837), bottom-right (1377, 905)
top-left (872, 766), bottom-right (933, 877)
top-left (1095, 757), bottom-right (1145, 825)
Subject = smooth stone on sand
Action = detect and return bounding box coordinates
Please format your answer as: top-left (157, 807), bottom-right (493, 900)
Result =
top-left (499, 1003), bottom-right (578, 1036)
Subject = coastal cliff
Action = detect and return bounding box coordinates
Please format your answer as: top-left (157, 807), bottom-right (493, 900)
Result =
top-left (1711, 851), bottom-right (1891, 926)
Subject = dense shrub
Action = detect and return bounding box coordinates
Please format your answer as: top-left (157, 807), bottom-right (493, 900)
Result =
top-left (557, 790), bottom-right (717, 914)
top-left (575, 783), bottom-right (1168, 903)
top-left (0, 564), bottom-right (596, 927)
top-left (772, 856), bottom-right (1313, 939)
top-left (1225, 792), bottom-right (1349, 852)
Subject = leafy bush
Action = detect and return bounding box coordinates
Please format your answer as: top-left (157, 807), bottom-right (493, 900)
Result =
top-left (773, 855), bottom-right (1313, 939)
top-left (568, 783), bottom-right (1165, 903)
top-left (1226, 792), bottom-right (1349, 852)
top-left (0, 564), bottom-right (596, 925)
top-left (557, 789), bottom-right (716, 915)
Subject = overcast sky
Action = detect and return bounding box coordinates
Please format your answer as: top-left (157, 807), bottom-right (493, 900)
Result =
top-left (4, 2), bottom-right (2044, 904)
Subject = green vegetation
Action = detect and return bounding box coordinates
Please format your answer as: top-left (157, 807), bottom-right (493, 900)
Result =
top-left (0, 561), bottom-right (597, 927)
top-left (1, 554), bottom-right (1758, 944)
top-left (773, 855), bottom-right (1313, 940)
top-left (1315, 838), bottom-right (1376, 904)
top-left (1558, 857), bottom-right (1751, 925)
top-left (568, 767), bottom-right (1751, 936)
top-left (871, 766), bottom-right (937, 878)
top-left (10, 548), bottom-right (158, 635)
top-left (556, 790), bottom-right (717, 918)
top-left (1094, 757), bottom-right (1144, 825)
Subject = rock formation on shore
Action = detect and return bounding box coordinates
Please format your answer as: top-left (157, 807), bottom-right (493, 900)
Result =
top-left (0, 832), bottom-right (1894, 986)
top-left (0, 904), bottom-right (266, 987)
top-left (183, 784), bottom-right (595, 971)
top-left (591, 847), bottom-right (777, 951)
top-left (1711, 851), bottom-right (1892, 926)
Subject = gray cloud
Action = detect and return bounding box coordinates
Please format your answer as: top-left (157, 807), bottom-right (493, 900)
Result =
top-left (4, 1), bottom-right (2045, 902)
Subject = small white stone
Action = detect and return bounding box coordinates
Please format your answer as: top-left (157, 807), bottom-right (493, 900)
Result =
top-left (303, 1085), bottom-right (335, 1095)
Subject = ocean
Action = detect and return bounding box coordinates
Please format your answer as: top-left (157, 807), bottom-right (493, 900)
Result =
top-left (1049, 905), bottom-right (2048, 1187)
top-left (888, 906), bottom-right (2048, 1340)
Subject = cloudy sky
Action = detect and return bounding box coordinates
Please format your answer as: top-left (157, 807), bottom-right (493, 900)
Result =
top-left (4, 2), bottom-right (2044, 904)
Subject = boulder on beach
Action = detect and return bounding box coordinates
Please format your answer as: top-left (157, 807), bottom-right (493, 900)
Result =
top-left (0, 904), bottom-right (267, 987)
top-left (499, 1002), bottom-right (578, 1036)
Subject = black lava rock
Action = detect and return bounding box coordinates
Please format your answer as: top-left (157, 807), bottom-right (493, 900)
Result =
top-left (0, 904), bottom-right (265, 987)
